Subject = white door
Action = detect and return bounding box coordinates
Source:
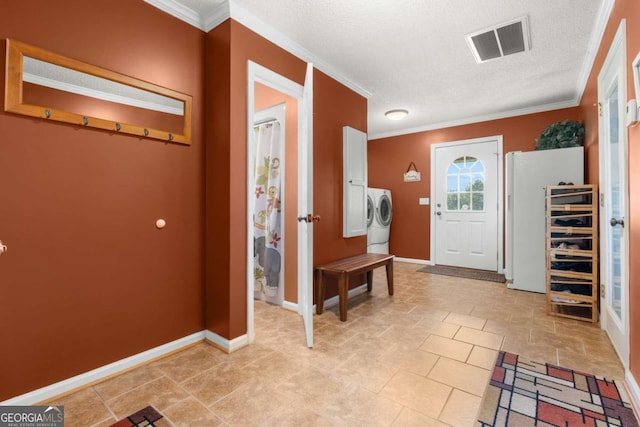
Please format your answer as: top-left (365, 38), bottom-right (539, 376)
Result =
top-left (298, 63), bottom-right (314, 348)
top-left (247, 61), bottom-right (314, 348)
top-left (432, 137), bottom-right (501, 271)
top-left (598, 20), bottom-right (629, 367)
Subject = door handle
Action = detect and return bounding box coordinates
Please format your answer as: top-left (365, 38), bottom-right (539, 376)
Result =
top-left (298, 214), bottom-right (321, 223)
top-left (436, 211), bottom-right (442, 216)
top-left (0, 240), bottom-right (7, 255)
top-left (610, 217), bottom-right (625, 227)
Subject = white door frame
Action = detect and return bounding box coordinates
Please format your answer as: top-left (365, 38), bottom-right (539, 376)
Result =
top-left (246, 61), bottom-right (313, 346)
top-left (597, 19), bottom-right (629, 367)
top-left (430, 135), bottom-right (504, 273)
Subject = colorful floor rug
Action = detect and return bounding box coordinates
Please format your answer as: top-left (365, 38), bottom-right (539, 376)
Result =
top-left (477, 351), bottom-right (639, 426)
top-left (111, 405), bottom-right (168, 427)
top-left (417, 264), bottom-right (506, 283)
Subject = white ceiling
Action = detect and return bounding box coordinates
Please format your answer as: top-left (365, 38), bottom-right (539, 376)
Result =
top-left (145, 0), bottom-right (612, 139)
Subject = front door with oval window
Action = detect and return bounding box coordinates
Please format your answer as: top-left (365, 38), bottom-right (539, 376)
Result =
top-left (433, 138), bottom-right (499, 271)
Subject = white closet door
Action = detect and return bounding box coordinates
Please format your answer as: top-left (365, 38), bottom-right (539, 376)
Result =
top-left (343, 126), bottom-right (368, 237)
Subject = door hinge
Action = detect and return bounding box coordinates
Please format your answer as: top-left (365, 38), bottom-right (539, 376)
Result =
top-left (600, 284), bottom-right (605, 299)
top-left (598, 102), bottom-right (603, 117)
top-left (600, 193), bottom-right (605, 207)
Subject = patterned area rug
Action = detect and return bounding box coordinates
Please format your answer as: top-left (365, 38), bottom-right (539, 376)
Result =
top-left (477, 351), bottom-right (639, 426)
top-left (417, 264), bottom-right (506, 283)
top-left (111, 405), bottom-right (168, 427)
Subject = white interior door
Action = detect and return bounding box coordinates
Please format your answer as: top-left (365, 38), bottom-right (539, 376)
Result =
top-left (247, 61), bottom-right (313, 348)
top-left (432, 137), bottom-right (502, 271)
top-left (298, 63), bottom-right (314, 348)
top-left (598, 20), bottom-right (629, 367)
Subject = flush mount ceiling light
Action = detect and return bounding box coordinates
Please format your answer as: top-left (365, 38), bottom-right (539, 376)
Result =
top-left (385, 109), bottom-right (409, 120)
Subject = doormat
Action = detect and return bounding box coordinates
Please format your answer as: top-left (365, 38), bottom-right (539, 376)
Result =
top-left (111, 405), bottom-right (167, 427)
top-left (477, 351), bottom-right (639, 426)
top-left (417, 264), bottom-right (506, 283)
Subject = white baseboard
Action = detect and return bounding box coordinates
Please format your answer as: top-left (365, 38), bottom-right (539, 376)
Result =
top-left (394, 257), bottom-right (430, 265)
top-left (625, 369), bottom-right (640, 419)
top-left (1, 331), bottom-right (206, 405)
top-left (282, 300), bottom-right (298, 312)
top-left (205, 330), bottom-right (249, 353)
top-left (322, 284), bottom-right (369, 309)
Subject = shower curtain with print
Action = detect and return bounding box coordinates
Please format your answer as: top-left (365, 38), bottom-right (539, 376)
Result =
top-left (253, 121), bottom-right (283, 305)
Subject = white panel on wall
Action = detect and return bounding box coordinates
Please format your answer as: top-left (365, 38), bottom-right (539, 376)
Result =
top-left (343, 126), bottom-right (368, 237)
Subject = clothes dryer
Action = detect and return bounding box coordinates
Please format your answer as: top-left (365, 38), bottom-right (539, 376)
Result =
top-left (367, 188), bottom-right (392, 254)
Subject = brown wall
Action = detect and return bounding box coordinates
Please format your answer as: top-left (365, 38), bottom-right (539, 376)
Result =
top-left (0, 1), bottom-right (205, 401)
top-left (368, 108), bottom-right (582, 260)
top-left (579, 0), bottom-right (640, 385)
top-left (204, 21), bottom-right (367, 340)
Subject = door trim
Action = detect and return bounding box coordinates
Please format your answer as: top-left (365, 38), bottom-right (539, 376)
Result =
top-left (430, 135), bottom-right (504, 272)
top-left (597, 19), bottom-right (629, 368)
top-left (246, 61), bottom-right (305, 344)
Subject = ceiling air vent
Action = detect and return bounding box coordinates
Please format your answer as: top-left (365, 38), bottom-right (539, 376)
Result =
top-left (466, 16), bottom-right (530, 63)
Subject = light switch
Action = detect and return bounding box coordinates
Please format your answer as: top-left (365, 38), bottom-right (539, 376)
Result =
top-left (419, 198), bottom-right (430, 205)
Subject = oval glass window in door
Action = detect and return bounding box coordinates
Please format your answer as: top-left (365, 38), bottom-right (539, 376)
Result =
top-left (377, 194), bottom-right (392, 226)
top-left (367, 195), bottom-right (375, 227)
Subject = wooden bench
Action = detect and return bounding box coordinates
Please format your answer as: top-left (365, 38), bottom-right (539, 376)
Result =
top-left (314, 253), bottom-right (394, 321)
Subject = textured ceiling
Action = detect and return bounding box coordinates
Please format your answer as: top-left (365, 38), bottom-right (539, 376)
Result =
top-left (150, 0), bottom-right (608, 139)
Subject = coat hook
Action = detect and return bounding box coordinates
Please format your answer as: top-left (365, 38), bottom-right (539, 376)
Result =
top-left (115, 122), bottom-right (121, 131)
top-left (82, 116), bottom-right (89, 125)
top-left (144, 128), bottom-right (149, 136)
top-left (168, 133), bottom-right (174, 141)
top-left (44, 109), bottom-right (51, 118)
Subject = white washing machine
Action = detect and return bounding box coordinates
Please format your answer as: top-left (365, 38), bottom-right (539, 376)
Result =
top-left (366, 192), bottom-right (375, 246)
top-left (367, 188), bottom-right (392, 254)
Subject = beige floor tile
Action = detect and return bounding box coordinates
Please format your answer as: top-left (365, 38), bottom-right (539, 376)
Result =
top-left (454, 326), bottom-right (504, 350)
top-left (444, 312), bottom-right (487, 330)
top-left (162, 397), bottom-right (224, 426)
top-left (427, 357), bottom-right (491, 397)
top-left (50, 261), bottom-right (629, 426)
top-left (414, 317), bottom-right (461, 338)
top-left (392, 407), bottom-right (449, 427)
top-left (151, 343), bottom-right (226, 383)
top-left (380, 371), bottom-right (451, 419)
top-left (93, 364), bottom-right (163, 401)
top-left (439, 388), bottom-right (483, 427)
top-left (322, 383), bottom-right (403, 427)
top-left (180, 362), bottom-right (249, 406)
top-left (106, 376), bottom-right (189, 419)
top-left (467, 346), bottom-right (500, 370)
top-left (332, 352), bottom-right (398, 393)
top-left (48, 388), bottom-right (112, 427)
top-left (420, 334), bottom-right (473, 361)
top-left (378, 346), bottom-right (440, 377)
top-left (210, 381), bottom-right (291, 426)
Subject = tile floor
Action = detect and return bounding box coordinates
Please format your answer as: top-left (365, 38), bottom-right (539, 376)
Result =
top-left (48, 261), bottom-right (627, 426)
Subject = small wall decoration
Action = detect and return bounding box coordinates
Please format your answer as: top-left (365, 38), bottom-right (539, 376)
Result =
top-left (404, 161), bottom-right (421, 182)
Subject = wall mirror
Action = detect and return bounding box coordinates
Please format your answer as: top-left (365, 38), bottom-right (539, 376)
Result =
top-left (4, 39), bottom-right (192, 144)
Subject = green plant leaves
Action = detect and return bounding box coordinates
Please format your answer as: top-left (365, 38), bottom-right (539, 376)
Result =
top-left (535, 120), bottom-right (585, 150)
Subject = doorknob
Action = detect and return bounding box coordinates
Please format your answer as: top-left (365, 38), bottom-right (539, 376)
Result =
top-left (435, 211), bottom-right (442, 216)
top-left (298, 214), bottom-right (321, 223)
top-left (0, 240), bottom-right (7, 255)
top-left (610, 217), bottom-right (625, 227)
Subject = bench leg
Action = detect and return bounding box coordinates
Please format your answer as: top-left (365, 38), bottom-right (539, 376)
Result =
top-left (315, 269), bottom-right (325, 314)
top-left (339, 273), bottom-right (348, 321)
top-left (386, 260), bottom-right (394, 295)
top-left (366, 270), bottom-right (373, 292)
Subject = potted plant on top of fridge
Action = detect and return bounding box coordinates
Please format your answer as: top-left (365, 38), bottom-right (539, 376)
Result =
top-left (535, 120), bottom-right (585, 150)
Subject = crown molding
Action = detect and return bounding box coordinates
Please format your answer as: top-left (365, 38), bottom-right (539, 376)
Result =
top-left (574, 0), bottom-right (616, 106)
top-left (226, 1), bottom-right (371, 99)
top-left (203, 0), bottom-right (231, 31)
top-left (144, 0), bottom-right (205, 30)
top-left (368, 99), bottom-right (578, 140)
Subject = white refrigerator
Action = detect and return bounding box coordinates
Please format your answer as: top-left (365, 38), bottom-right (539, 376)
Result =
top-left (505, 147), bottom-right (584, 293)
